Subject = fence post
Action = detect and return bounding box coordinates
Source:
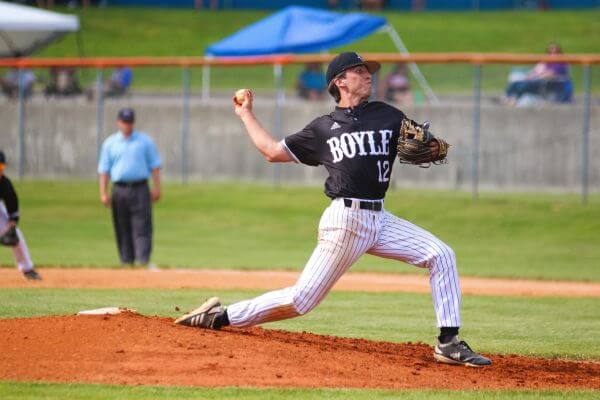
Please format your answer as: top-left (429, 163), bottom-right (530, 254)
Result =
top-left (202, 62), bottom-right (210, 102)
top-left (273, 63), bottom-right (284, 187)
top-left (17, 68), bottom-right (26, 179)
top-left (581, 65), bottom-right (592, 204)
top-left (471, 64), bottom-right (482, 201)
top-left (370, 71), bottom-right (378, 100)
top-left (95, 68), bottom-right (104, 162)
top-left (181, 66), bottom-right (191, 183)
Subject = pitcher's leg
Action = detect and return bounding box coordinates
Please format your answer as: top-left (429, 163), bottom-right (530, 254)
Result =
top-left (227, 205), bottom-right (376, 327)
top-left (368, 212), bottom-right (461, 327)
top-left (226, 286), bottom-right (300, 327)
top-left (428, 245), bottom-right (461, 328)
top-left (228, 236), bottom-right (368, 327)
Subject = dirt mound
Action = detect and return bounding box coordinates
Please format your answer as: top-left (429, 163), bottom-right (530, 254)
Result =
top-left (0, 312), bottom-right (598, 390)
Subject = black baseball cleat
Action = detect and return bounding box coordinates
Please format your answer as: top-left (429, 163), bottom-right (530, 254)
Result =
top-left (174, 297), bottom-right (226, 330)
top-left (434, 336), bottom-right (492, 367)
top-left (23, 269), bottom-right (42, 281)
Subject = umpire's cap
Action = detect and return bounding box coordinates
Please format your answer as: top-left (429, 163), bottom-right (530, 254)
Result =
top-left (326, 52), bottom-right (381, 87)
top-left (117, 107), bottom-right (135, 123)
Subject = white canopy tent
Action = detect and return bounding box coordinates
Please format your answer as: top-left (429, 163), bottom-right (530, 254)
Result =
top-left (0, 1), bottom-right (79, 57)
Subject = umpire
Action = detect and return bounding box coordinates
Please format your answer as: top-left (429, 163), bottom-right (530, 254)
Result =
top-left (98, 108), bottom-right (162, 266)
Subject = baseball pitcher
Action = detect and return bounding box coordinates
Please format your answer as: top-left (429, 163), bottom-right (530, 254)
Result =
top-left (175, 52), bottom-right (491, 367)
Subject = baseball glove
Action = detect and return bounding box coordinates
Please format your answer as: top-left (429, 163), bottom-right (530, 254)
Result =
top-left (397, 119), bottom-right (450, 167)
top-left (0, 226), bottom-right (19, 247)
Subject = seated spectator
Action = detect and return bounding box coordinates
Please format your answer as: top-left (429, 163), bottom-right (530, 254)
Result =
top-left (44, 67), bottom-right (82, 97)
top-left (36, 1), bottom-right (90, 9)
top-left (381, 62), bottom-right (413, 107)
top-left (0, 68), bottom-right (35, 100)
top-left (86, 65), bottom-right (133, 100)
top-left (297, 63), bottom-right (327, 101)
top-left (360, 0), bottom-right (385, 11)
top-left (504, 43), bottom-right (572, 106)
top-left (195, 0), bottom-right (218, 10)
top-left (105, 66), bottom-right (133, 97)
top-left (36, 0), bottom-right (55, 8)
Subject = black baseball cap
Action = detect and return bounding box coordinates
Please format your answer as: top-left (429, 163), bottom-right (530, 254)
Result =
top-left (0, 151), bottom-right (5, 167)
top-left (117, 108), bottom-right (135, 123)
top-left (326, 52), bottom-right (381, 87)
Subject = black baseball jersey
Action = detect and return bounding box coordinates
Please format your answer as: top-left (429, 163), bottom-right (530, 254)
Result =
top-left (284, 101), bottom-right (406, 200)
top-left (0, 175), bottom-right (19, 222)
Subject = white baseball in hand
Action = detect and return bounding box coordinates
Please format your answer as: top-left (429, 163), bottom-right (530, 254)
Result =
top-left (234, 89), bottom-right (250, 105)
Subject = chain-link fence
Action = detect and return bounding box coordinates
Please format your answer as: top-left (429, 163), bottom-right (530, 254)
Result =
top-left (0, 54), bottom-right (598, 201)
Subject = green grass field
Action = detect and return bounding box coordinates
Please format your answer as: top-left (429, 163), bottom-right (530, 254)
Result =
top-left (2, 382), bottom-right (597, 400)
top-left (1, 382), bottom-right (598, 400)
top-left (1, 181), bottom-right (598, 281)
top-left (43, 9), bottom-right (600, 57)
top-left (28, 8), bottom-right (600, 94)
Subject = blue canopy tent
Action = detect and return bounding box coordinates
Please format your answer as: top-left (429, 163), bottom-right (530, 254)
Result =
top-left (206, 6), bottom-right (385, 56)
top-left (203, 6), bottom-right (437, 103)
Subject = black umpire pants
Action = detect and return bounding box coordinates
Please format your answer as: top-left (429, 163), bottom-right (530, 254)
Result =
top-left (111, 181), bottom-right (152, 265)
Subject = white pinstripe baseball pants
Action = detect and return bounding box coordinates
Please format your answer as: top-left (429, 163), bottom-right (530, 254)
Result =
top-left (0, 203), bottom-right (34, 272)
top-left (227, 198), bottom-right (461, 328)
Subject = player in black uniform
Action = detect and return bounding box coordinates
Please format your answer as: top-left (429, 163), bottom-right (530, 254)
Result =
top-left (176, 53), bottom-right (491, 367)
top-left (0, 151), bottom-right (41, 280)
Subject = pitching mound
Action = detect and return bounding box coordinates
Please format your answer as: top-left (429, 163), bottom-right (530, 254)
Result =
top-left (1, 312), bottom-right (598, 390)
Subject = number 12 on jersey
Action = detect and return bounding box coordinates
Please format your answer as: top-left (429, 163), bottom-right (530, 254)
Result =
top-left (377, 160), bottom-right (390, 182)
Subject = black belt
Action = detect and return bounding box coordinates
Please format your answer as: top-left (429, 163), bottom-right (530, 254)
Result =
top-left (113, 180), bottom-right (147, 188)
top-left (343, 198), bottom-right (383, 211)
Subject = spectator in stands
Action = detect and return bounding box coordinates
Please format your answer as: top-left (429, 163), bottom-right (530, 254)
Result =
top-left (411, 0), bottom-right (426, 11)
top-left (195, 0), bottom-right (219, 10)
top-left (296, 63), bottom-right (327, 101)
top-left (360, 0), bottom-right (385, 11)
top-left (36, 0), bottom-right (55, 8)
top-left (86, 65), bottom-right (133, 100)
top-left (0, 68), bottom-right (35, 100)
top-left (503, 43), bottom-right (572, 106)
top-left (105, 65), bottom-right (133, 97)
top-left (36, 1), bottom-right (90, 8)
top-left (44, 67), bottom-right (82, 97)
top-left (380, 62), bottom-right (413, 106)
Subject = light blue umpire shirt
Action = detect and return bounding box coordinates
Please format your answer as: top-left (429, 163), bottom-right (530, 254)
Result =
top-left (98, 130), bottom-right (162, 182)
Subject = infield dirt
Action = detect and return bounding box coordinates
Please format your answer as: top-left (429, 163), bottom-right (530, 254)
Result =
top-left (2, 268), bottom-right (599, 297)
top-left (1, 312), bottom-right (598, 390)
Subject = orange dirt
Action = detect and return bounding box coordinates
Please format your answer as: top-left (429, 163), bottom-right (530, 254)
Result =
top-left (0, 312), bottom-right (598, 390)
top-left (2, 267), bottom-right (599, 297)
